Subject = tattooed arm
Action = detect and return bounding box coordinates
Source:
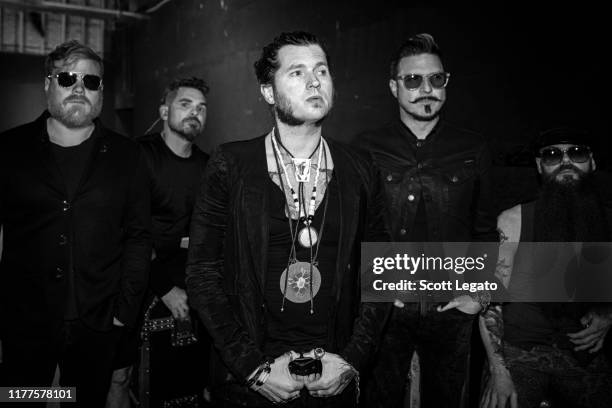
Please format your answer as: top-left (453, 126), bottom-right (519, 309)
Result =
top-left (479, 206), bottom-right (520, 408)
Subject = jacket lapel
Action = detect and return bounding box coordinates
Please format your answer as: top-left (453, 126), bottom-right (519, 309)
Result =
top-left (243, 138), bottom-right (269, 295)
top-left (327, 141), bottom-right (361, 301)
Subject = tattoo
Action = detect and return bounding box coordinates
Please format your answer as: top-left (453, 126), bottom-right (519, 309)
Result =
top-left (483, 305), bottom-right (506, 366)
top-left (498, 227), bottom-right (508, 244)
top-left (495, 257), bottom-right (512, 283)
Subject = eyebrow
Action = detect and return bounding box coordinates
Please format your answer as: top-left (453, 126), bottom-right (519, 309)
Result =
top-left (286, 61), bottom-right (328, 71)
top-left (176, 98), bottom-right (207, 105)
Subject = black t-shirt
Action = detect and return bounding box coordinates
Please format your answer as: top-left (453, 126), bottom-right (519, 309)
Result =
top-left (51, 134), bottom-right (97, 320)
top-left (263, 174), bottom-right (339, 356)
top-left (140, 133), bottom-right (209, 295)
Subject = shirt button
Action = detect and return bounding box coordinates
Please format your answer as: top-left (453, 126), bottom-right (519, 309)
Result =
top-left (417, 163), bottom-right (423, 170)
top-left (62, 200), bottom-right (71, 211)
top-left (55, 267), bottom-right (64, 279)
top-left (400, 228), bottom-right (407, 235)
top-left (386, 174), bottom-right (393, 182)
top-left (408, 194), bottom-right (415, 202)
top-left (59, 234), bottom-right (67, 245)
top-left (451, 175), bottom-right (459, 183)
top-left (416, 141), bottom-right (423, 148)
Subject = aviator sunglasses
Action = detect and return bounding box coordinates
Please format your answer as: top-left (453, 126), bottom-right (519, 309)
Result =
top-left (396, 72), bottom-right (450, 90)
top-left (539, 145), bottom-right (591, 166)
top-left (47, 71), bottom-right (103, 91)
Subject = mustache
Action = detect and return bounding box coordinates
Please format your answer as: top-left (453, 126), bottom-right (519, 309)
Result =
top-left (554, 163), bottom-right (582, 174)
top-left (183, 117), bottom-right (201, 126)
top-left (412, 96), bottom-right (441, 103)
top-left (64, 95), bottom-right (91, 105)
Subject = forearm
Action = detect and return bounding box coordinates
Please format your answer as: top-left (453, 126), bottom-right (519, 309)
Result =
top-left (479, 304), bottom-right (508, 373)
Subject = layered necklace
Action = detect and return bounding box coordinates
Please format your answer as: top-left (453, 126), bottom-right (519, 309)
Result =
top-left (271, 128), bottom-right (330, 314)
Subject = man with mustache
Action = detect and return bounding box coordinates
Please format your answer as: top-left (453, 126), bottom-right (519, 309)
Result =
top-left (354, 33), bottom-right (498, 407)
top-left (185, 31), bottom-right (389, 407)
top-left (480, 128), bottom-right (612, 408)
top-left (0, 40), bottom-right (151, 407)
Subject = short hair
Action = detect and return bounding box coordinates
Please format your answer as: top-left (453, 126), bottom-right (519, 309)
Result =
top-left (254, 31), bottom-right (330, 85)
top-left (45, 40), bottom-right (104, 76)
top-left (390, 33), bottom-right (442, 79)
top-left (161, 77), bottom-right (210, 105)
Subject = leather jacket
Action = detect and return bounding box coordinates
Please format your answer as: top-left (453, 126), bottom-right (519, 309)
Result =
top-left (354, 120), bottom-right (498, 242)
top-left (185, 134), bottom-right (390, 394)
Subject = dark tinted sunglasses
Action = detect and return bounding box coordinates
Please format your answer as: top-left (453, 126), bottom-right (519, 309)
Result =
top-left (539, 145), bottom-right (591, 166)
top-left (47, 71), bottom-right (103, 91)
top-left (396, 72), bottom-right (450, 90)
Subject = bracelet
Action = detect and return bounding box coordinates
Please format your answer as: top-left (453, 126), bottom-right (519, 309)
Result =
top-left (246, 357), bottom-right (274, 388)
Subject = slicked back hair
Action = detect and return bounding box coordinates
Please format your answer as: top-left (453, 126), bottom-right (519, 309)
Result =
top-left (390, 33), bottom-right (442, 79)
top-left (254, 31), bottom-right (330, 85)
top-left (161, 77), bottom-right (210, 105)
top-left (45, 40), bottom-right (104, 76)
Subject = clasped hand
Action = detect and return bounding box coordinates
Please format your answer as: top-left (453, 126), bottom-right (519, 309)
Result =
top-left (252, 350), bottom-right (355, 403)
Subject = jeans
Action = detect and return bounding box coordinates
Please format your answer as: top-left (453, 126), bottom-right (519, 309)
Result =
top-left (365, 302), bottom-right (474, 408)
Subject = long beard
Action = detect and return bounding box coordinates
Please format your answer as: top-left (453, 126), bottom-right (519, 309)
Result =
top-left (535, 173), bottom-right (609, 242)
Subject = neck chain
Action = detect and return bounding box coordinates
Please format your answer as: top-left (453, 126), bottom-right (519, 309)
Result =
top-left (271, 129), bottom-right (330, 314)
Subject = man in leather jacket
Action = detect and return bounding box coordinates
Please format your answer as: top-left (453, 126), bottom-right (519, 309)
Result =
top-left (354, 33), bottom-right (498, 407)
top-left (186, 31), bottom-right (389, 407)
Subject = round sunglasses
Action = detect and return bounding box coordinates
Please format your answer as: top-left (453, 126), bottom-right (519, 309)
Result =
top-left (396, 72), bottom-right (450, 90)
top-left (539, 145), bottom-right (591, 166)
top-left (47, 71), bottom-right (103, 91)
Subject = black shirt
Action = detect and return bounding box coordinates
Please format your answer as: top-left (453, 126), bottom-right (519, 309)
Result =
top-left (263, 174), bottom-right (339, 356)
top-left (140, 133), bottom-right (209, 296)
top-left (51, 134), bottom-right (97, 320)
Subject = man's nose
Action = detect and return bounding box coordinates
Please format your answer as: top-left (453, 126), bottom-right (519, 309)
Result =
top-left (420, 77), bottom-right (433, 94)
top-left (307, 72), bottom-right (321, 89)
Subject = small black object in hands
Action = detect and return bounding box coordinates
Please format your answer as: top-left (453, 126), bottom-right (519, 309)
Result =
top-left (288, 356), bottom-right (322, 376)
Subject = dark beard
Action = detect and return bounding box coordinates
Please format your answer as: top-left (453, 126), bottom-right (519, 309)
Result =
top-left (534, 173), bottom-right (610, 242)
top-left (169, 118), bottom-right (200, 142)
top-left (275, 103), bottom-right (305, 126)
top-left (273, 89), bottom-right (330, 127)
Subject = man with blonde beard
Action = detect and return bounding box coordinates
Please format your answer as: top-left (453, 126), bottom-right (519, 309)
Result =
top-left (0, 40), bottom-right (150, 407)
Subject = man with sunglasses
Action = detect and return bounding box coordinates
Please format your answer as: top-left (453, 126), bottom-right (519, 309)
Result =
top-left (480, 128), bottom-right (612, 408)
top-left (0, 40), bottom-right (150, 407)
top-left (354, 33), bottom-right (497, 407)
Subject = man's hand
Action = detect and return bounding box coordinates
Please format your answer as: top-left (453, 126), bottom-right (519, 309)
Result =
top-left (568, 310), bottom-right (612, 353)
top-left (113, 317), bottom-right (125, 327)
top-left (161, 286), bottom-right (189, 320)
top-left (305, 352), bottom-right (355, 398)
top-left (252, 353), bottom-right (302, 403)
top-left (437, 295), bottom-right (482, 315)
top-left (480, 366), bottom-right (517, 408)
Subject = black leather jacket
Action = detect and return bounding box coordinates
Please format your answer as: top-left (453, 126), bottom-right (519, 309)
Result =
top-left (185, 135), bottom-right (390, 393)
top-left (354, 120), bottom-right (497, 242)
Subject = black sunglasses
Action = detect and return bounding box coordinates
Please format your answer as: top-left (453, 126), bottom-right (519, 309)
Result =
top-left (396, 72), bottom-right (450, 90)
top-left (539, 145), bottom-right (591, 166)
top-left (47, 71), bottom-right (103, 91)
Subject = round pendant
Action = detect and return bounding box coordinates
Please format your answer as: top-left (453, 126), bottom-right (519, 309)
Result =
top-left (298, 226), bottom-right (318, 248)
top-left (279, 262), bottom-right (321, 303)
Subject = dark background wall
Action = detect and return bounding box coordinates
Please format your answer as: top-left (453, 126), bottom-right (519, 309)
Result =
top-left (1, 2), bottom-right (608, 209)
top-left (128, 2), bottom-right (609, 168)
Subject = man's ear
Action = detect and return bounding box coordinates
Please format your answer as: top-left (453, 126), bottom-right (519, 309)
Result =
top-left (44, 77), bottom-right (50, 93)
top-left (591, 154), bottom-right (597, 171)
top-left (389, 79), bottom-right (398, 99)
top-left (260, 84), bottom-right (275, 105)
top-left (535, 158), bottom-right (543, 175)
top-left (159, 105), bottom-right (169, 121)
